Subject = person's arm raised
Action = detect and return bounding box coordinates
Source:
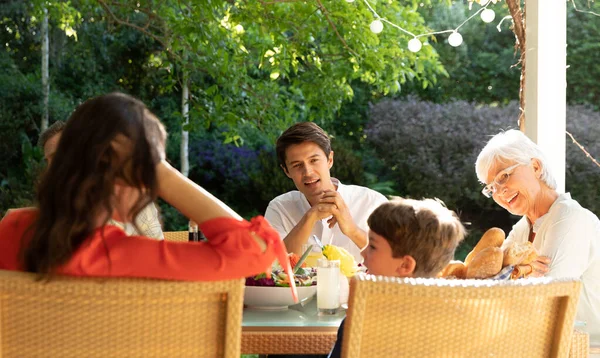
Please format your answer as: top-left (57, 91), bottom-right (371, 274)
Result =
top-left (155, 160), bottom-right (266, 251)
top-left (155, 161), bottom-right (299, 301)
top-left (282, 204), bottom-right (333, 255)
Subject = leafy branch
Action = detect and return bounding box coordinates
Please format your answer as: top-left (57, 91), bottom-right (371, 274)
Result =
top-left (97, 0), bottom-right (173, 58)
top-left (314, 0), bottom-right (359, 58)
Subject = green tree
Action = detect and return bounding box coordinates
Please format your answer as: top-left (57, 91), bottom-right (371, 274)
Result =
top-left (401, 1), bottom-right (520, 104)
top-left (95, 0), bottom-right (447, 141)
top-left (566, 1), bottom-right (600, 108)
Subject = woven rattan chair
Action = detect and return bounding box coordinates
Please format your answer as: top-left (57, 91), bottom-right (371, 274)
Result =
top-left (342, 275), bottom-right (582, 358)
top-left (0, 270), bottom-right (244, 357)
top-left (164, 230), bottom-right (188, 242)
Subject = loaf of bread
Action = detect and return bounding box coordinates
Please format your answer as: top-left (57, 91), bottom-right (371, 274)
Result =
top-left (465, 247), bottom-right (504, 279)
top-left (440, 260), bottom-right (467, 279)
top-left (465, 228), bottom-right (506, 266)
top-left (503, 241), bottom-right (537, 266)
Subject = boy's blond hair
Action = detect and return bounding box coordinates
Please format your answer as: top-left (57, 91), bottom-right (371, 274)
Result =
top-left (367, 197), bottom-right (466, 277)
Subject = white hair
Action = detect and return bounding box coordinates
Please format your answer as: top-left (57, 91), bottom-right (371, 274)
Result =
top-left (475, 129), bottom-right (557, 189)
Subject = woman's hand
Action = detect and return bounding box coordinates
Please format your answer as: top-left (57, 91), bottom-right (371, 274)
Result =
top-left (528, 256), bottom-right (551, 277)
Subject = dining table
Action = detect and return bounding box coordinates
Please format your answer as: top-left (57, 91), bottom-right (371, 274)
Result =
top-left (241, 297), bottom-right (344, 355)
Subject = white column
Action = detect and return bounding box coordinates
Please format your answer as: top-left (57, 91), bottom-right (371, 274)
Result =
top-left (524, 0), bottom-right (567, 193)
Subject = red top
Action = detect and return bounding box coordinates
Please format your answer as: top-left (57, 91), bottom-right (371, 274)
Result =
top-left (0, 208), bottom-right (281, 281)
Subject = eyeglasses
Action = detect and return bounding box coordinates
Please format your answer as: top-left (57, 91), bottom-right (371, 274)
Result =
top-left (481, 163), bottom-right (522, 198)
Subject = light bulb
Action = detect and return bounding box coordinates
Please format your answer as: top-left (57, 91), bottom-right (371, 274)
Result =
top-left (480, 9), bottom-right (496, 23)
top-left (448, 31), bottom-right (463, 47)
top-left (408, 38), bottom-right (422, 53)
top-left (370, 19), bottom-right (383, 34)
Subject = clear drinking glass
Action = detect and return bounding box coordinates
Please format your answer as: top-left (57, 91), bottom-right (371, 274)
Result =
top-left (301, 243), bottom-right (325, 267)
top-left (317, 258), bottom-right (340, 315)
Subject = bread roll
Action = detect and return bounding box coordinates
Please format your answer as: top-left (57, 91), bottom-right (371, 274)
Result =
top-left (440, 260), bottom-right (467, 279)
top-left (511, 264), bottom-right (534, 279)
top-left (503, 241), bottom-right (537, 266)
top-left (520, 247), bottom-right (538, 265)
top-left (466, 247), bottom-right (503, 279)
top-left (465, 228), bottom-right (506, 266)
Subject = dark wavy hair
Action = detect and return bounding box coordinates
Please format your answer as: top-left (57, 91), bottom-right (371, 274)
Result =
top-left (21, 92), bottom-right (166, 276)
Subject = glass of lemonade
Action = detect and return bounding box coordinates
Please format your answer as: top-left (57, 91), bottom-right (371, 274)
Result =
top-left (317, 258), bottom-right (340, 315)
top-left (302, 243), bottom-right (325, 267)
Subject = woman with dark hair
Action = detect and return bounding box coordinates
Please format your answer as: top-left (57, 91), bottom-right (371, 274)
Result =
top-left (0, 93), bottom-right (290, 283)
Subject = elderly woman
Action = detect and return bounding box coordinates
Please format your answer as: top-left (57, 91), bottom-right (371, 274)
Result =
top-left (476, 129), bottom-right (600, 344)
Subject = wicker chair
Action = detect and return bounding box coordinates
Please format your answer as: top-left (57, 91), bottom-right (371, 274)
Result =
top-left (0, 270), bottom-right (244, 358)
top-left (163, 230), bottom-right (189, 242)
top-left (342, 275), bottom-right (582, 358)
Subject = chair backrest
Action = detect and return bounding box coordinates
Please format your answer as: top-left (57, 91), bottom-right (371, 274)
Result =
top-left (342, 275), bottom-right (581, 358)
top-left (0, 270), bottom-right (245, 358)
top-left (164, 230), bottom-right (188, 242)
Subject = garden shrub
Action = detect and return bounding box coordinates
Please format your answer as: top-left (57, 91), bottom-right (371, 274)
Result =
top-left (188, 138), bottom-right (263, 217)
top-left (330, 136), bottom-right (366, 187)
top-left (565, 104), bottom-right (600, 215)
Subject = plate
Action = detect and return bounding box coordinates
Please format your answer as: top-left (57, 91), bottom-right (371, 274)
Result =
top-left (244, 285), bottom-right (317, 310)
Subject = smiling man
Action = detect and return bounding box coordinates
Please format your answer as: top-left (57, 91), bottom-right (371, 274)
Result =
top-left (265, 122), bottom-right (388, 262)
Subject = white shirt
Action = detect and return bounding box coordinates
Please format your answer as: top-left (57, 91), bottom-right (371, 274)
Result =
top-left (264, 179), bottom-right (388, 262)
top-left (108, 203), bottom-right (164, 240)
top-left (502, 193), bottom-right (600, 344)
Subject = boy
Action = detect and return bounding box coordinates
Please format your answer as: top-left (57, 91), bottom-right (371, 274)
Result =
top-left (328, 197), bottom-right (466, 357)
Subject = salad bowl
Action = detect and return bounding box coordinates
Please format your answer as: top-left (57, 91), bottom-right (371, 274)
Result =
top-left (243, 285), bottom-right (317, 310)
top-left (244, 247), bottom-right (318, 309)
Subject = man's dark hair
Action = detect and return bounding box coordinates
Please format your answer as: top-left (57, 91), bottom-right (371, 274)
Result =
top-left (38, 121), bottom-right (67, 148)
top-left (276, 122), bottom-right (331, 170)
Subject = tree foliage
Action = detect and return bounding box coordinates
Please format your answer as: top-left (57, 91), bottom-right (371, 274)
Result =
top-left (95, 0), bottom-right (447, 141)
top-left (1, 0), bottom-right (599, 235)
top-left (566, 1), bottom-right (600, 108)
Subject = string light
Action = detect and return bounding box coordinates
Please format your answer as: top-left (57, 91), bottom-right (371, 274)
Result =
top-left (369, 18), bottom-right (383, 34)
top-left (357, 0), bottom-right (500, 53)
top-left (448, 31), bottom-right (463, 47)
top-left (480, 8), bottom-right (496, 23)
top-left (496, 15), bottom-right (513, 32)
top-left (407, 38), bottom-right (422, 53)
